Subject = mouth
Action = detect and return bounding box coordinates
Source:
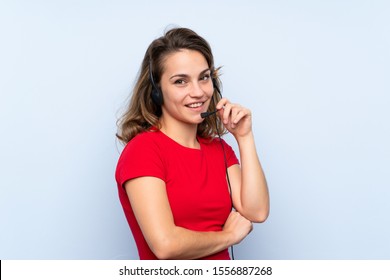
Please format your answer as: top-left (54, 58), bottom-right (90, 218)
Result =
top-left (185, 102), bottom-right (205, 109)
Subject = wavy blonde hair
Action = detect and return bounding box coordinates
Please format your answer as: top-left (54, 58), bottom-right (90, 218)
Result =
top-left (116, 27), bottom-right (226, 145)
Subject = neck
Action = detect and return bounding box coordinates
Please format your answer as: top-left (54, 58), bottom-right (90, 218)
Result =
top-left (159, 118), bottom-right (199, 149)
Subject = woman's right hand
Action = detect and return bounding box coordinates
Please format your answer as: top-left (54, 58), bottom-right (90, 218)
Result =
top-left (223, 210), bottom-right (253, 245)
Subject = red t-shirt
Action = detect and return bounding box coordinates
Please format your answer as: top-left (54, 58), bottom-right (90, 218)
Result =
top-left (115, 129), bottom-right (239, 260)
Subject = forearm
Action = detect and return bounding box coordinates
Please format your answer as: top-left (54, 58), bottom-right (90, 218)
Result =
top-left (155, 227), bottom-right (231, 260)
top-left (126, 177), bottom-right (252, 260)
top-left (236, 131), bottom-right (270, 222)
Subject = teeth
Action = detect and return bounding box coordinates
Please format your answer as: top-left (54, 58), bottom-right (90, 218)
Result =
top-left (187, 102), bottom-right (203, 108)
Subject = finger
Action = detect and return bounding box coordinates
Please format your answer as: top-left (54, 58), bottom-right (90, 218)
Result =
top-left (230, 106), bottom-right (242, 124)
top-left (216, 98), bottom-right (229, 110)
top-left (232, 108), bottom-right (250, 124)
top-left (222, 103), bottom-right (233, 124)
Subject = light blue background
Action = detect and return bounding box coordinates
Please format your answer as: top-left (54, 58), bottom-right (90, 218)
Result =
top-left (1, 0), bottom-right (389, 259)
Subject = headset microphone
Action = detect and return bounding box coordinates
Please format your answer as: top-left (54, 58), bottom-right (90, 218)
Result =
top-left (200, 110), bottom-right (218, 118)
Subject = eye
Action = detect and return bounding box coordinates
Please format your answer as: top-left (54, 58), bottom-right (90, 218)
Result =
top-left (200, 74), bottom-right (210, 81)
top-left (174, 79), bottom-right (186, 85)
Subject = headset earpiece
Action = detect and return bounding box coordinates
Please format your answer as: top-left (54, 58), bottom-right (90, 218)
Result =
top-left (149, 61), bottom-right (163, 106)
top-left (151, 87), bottom-right (163, 106)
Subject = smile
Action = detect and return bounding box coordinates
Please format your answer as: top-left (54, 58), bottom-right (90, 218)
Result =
top-left (185, 102), bottom-right (204, 108)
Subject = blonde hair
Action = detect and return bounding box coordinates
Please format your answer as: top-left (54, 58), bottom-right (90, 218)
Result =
top-left (116, 27), bottom-right (227, 144)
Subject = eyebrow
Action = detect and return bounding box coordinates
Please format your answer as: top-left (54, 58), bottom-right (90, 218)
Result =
top-left (169, 68), bottom-right (211, 80)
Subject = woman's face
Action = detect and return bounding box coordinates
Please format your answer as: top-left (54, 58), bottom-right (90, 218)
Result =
top-left (159, 49), bottom-right (213, 127)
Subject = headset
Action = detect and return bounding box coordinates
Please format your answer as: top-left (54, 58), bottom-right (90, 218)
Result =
top-left (149, 61), bottom-right (164, 106)
top-left (149, 62), bottom-right (235, 259)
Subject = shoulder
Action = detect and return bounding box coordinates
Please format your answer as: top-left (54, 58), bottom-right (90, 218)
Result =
top-left (116, 130), bottom-right (167, 185)
top-left (118, 130), bottom-right (164, 161)
top-left (131, 129), bottom-right (161, 144)
top-left (123, 130), bottom-right (164, 151)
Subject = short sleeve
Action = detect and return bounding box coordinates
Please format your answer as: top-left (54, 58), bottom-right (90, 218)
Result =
top-left (220, 139), bottom-right (240, 167)
top-left (115, 133), bottom-right (165, 188)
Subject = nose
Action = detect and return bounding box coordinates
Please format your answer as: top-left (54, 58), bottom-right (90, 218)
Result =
top-left (189, 81), bottom-right (208, 98)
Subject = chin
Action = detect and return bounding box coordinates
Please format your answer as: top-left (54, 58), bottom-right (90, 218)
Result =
top-left (182, 115), bottom-right (204, 125)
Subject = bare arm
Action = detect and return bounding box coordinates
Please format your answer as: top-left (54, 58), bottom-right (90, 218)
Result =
top-left (228, 133), bottom-right (270, 222)
top-left (125, 176), bottom-right (252, 260)
top-left (217, 99), bottom-right (270, 223)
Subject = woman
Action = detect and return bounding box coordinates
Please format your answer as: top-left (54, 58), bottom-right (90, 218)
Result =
top-left (115, 27), bottom-right (269, 260)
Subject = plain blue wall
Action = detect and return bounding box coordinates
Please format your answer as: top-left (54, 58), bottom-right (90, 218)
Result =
top-left (1, 0), bottom-right (389, 259)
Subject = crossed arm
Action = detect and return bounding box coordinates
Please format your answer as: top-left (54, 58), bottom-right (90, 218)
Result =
top-left (125, 176), bottom-right (252, 260)
top-left (125, 100), bottom-right (270, 259)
